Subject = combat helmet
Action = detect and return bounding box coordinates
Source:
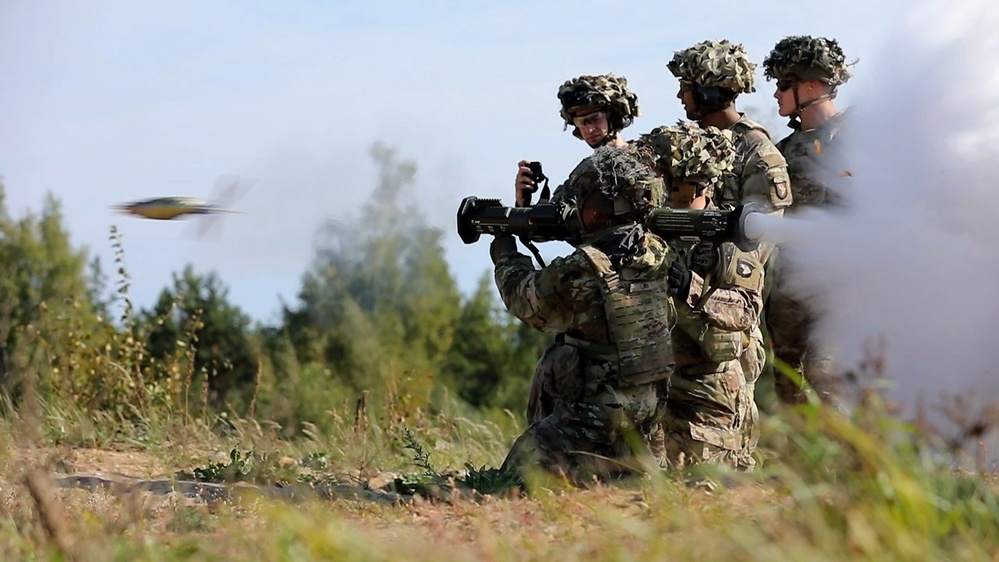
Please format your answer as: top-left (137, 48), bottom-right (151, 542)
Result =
top-left (563, 146), bottom-right (662, 226)
top-left (557, 74), bottom-right (640, 140)
top-left (763, 35), bottom-right (852, 89)
top-left (668, 40), bottom-right (757, 95)
top-left (638, 121), bottom-right (735, 205)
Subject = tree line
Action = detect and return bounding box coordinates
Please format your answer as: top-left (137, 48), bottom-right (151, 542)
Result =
top-left (0, 142), bottom-right (549, 435)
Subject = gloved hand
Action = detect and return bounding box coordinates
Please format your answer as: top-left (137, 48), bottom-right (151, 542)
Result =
top-left (690, 242), bottom-right (719, 277)
top-left (667, 258), bottom-right (693, 301)
top-left (489, 234), bottom-right (519, 264)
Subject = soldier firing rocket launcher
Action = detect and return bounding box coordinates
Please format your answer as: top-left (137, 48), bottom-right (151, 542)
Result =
top-left (456, 196), bottom-right (762, 254)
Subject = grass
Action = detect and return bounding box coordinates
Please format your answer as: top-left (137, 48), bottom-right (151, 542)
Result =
top-left (1, 228), bottom-right (997, 561)
top-left (2, 387), bottom-right (998, 562)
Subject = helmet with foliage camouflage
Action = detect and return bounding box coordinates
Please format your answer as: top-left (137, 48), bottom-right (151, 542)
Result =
top-left (637, 121), bottom-right (735, 202)
top-left (557, 74), bottom-right (640, 135)
top-left (563, 146), bottom-right (662, 222)
top-left (667, 40), bottom-right (756, 94)
top-left (763, 35), bottom-right (852, 87)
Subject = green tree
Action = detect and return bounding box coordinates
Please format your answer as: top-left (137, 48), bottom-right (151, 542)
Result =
top-left (139, 265), bottom-right (256, 410)
top-left (0, 180), bottom-right (94, 398)
top-left (279, 143), bottom-right (461, 414)
top-left (442, 272), bottom-right (551, 411)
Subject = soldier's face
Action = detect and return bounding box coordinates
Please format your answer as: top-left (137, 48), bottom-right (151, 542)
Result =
top-left (677, 82), bottom-right (699, 120)
top-left (667, 179), bottom-right (698, 209)
top-left (774, 78), bottom-right (798, 117)
top-left (573, 110), bottom-right (611, 148)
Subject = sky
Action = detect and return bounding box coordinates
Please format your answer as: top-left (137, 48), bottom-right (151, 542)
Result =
top-left (0, 0), bottom-right (903, 325)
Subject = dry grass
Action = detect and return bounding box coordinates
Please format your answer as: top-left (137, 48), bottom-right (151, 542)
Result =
top-left (1, 397), bottom-right (998, 562)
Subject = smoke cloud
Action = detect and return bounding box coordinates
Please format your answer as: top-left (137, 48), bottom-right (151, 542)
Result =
top-left (759, 0), bottom-right (999, 425)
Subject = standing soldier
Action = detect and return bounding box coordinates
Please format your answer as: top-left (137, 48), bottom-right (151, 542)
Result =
top-left (492, 147), bottom-right (675, 485)
top-left (515, 74), bottom-right (643, 207)
top-left (637, 121), bottom-right (764, 470)
top-left (761, 36), bottom-right (854, 404)
top-left (667, 40), bottom-right (790, 412)
top-left (667, 40), bottom-right (792, 214)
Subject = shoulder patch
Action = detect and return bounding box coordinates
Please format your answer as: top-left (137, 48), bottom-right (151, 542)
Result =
top-left (717, 245), bottom-right (764, 291)
top-left (766, 166), bottom-right (792, 204)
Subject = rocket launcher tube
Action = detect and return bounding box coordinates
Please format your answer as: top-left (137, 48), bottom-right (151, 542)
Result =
top-left (457, 196), bottom-right (761, 251)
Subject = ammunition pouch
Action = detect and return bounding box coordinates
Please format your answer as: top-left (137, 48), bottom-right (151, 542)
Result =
top-left (697, 326), bottom-right (750, 363)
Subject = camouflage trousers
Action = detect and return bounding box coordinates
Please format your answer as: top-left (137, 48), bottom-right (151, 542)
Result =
top-left (655, 338), bottom-right (762, 472)
top-left (766, 249), bottom-right (838, 405)
top-left (503, 382), bottom-right (663, 486)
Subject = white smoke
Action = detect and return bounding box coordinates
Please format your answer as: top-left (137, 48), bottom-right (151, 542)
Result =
top-left (759, 0), bottom-right (999, 425)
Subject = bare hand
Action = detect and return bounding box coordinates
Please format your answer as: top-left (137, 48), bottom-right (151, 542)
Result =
top-left (515, 159), bottom-right (537, 206)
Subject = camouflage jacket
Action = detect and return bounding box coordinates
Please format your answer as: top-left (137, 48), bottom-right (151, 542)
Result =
top-left (777, 110), bottom-right (849, 212)
top-left (493, 225), bottom-right (675, 385)
top-left (718, 115), bottom-right (792, 214)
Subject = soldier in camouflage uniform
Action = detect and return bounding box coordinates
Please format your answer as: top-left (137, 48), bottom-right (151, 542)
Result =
top-left (517, 75), bottom-right (660, 425)
top-left (667, 41), bottom-right (790, 412)
top-left (636, 122), bottom-right (764, 470)
top-left (492, 147), bottom-right (676, 485)
top-left (667, 40), bottom-right (792, 213)
top-left (515, 74), bottom-right (643, 207)
top-left (761, 36), bottom-right (854, 404)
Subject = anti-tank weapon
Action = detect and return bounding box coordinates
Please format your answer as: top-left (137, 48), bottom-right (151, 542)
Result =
top-left (457, 196), bottom-right (761, 254)
top-left (112, 176), bottom-right (253, 239)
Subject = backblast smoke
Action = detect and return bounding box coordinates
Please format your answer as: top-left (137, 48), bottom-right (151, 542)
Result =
top-left (754, 0), bottom-right (999, 442)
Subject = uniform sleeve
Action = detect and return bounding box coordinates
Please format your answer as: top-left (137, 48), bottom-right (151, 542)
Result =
top-left (493, 250), bottom-right (598, 334)
top-left (740, 131), bottom-right (793, 214)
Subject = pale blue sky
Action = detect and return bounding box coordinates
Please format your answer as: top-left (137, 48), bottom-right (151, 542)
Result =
top-left (1, 0), bottom-right (901, 323)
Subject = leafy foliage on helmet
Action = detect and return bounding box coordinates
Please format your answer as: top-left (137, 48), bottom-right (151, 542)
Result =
top-left (763, 35), bottom-right (852, 86)
top-left (557, 74), bottom-right (640, 131)
top-left (563, 146), bottom-right (661, 218)
top-left (667, 40), bottom-right (757, 94)
top-left (637, 121), bottom-right (735, 197)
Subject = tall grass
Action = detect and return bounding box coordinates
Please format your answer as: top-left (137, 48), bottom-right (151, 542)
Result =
top-left (0, 227), bottom-right (997, 561)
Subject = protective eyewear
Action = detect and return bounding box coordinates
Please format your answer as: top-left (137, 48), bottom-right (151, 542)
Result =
top-left (572, 110), bottom-right (607, 129)
top-left (776, 79), bottom-right (797, 92)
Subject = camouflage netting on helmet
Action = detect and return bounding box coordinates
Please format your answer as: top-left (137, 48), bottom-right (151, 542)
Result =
top-left (637, 121), bottom-right (735, 196)
top-left (763, 35), bottom-right (852, 86)
top-left (563, 146), bottom-right (661, 217)
top-left (557, 74), bottom-right (640, 129)
top-left (667, 40), bottom-right (756, 94)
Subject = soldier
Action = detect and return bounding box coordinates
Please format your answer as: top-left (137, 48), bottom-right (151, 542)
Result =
top-left (517, 75), bottom-right (658, 425)
top-left (761, 36), bottom-right (854, 404)
top-left (667, 40), bottom-right (791, 413)
top-left (636, 122), bottom-right (764, 470)
top-left (491, 147), bottom-right (675, 485)
top-left (667, 40), bottom-right (792, 213)
top-left (515, 74), bottom-right (642, 207)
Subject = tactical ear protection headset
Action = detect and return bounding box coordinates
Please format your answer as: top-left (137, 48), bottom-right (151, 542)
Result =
top-left (692, 84), bottom-right (738, 115)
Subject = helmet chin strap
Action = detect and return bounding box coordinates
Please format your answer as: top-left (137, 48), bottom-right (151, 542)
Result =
top-left (789, 85), bottom-right (832, 130)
